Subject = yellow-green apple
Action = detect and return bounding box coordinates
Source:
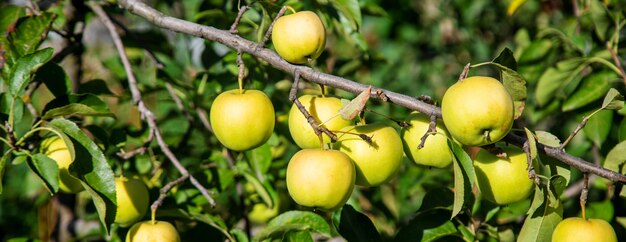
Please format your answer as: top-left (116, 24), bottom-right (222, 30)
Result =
top-left (271, 11), bottom-right (326, 64)
top-left (552, 217), bottom-right (617, 242)
top-left (473, 145), bottom-right (533, 205)
top-left (115, 176), bottom-right (150, 227)
top-left (286, 149), bottom-right (355, 212)
top-left (401, 112), bottom-right (453, 168)
top-left (41, 136), bottom-right (84, 193)
top-left (210, 89), bottom-right (275, 151)
top-left (334, 123), bottom-right (403, 187)
top-left (126, 220), bottom-right (180, 242)
top-left (288, 95), bottom-right (352, 148)
top-left (441, 76), bottom-right (514, 146)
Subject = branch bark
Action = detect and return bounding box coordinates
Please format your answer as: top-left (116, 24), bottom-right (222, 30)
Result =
top-left (117, 0), bottom-right (626, 184)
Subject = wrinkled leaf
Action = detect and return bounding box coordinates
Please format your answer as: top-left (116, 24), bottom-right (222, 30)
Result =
top-left (562, 72), bottom-right (614, 111)
top-left (536, 131), bottom-right (561, 147)
top-left (253, 210), bottom-right (331, 242)
top-left (47, 118), bottom-right (116, 234)
top-left (604, 141), bottom-right (626, 173)
top-left (601, 88), bottom-right (624, 110)
top-left (9, 47), bottom-right (54, 97)
top-left (339, 86), bottom-right (371, 120)
top-left (583, 109), bottom-right (613, 148)
top-left (28, 154), bottom-right (59, 194)
top-left (337, 205), bottom-right (382, 242)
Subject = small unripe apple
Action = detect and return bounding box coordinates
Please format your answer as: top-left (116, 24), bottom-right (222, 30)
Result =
top-left (552, 217), bottom-right (617, 242)
top-left (41, 136), bottom-right (84, 194)
top-left (473, 145), bottom-right (533, 205)
top-left (441, 76), bottom-right (514, 146)
top-left (334, 123), bottom-right (403, 187)
top-left (126, 220), bottom-right (180, 242)
top-left (271, 11), bottom-right (326, 64)
top-left (288, 95), bottom-right (352, 148)
top-left (401, 112), bottom-right (453, 168)
top-left (210, 89), bottom-right (275, 151)
top-left (286, 149), bottom-right (355, 212)
top-left (115, 177), bottom-right (150, 227)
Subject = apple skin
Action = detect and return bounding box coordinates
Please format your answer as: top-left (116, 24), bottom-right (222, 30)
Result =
top-left (126, 220), bottom-right (180, 242)
top-left (288, 95), bottom-right (352, 148)
top-left (286, 149), bottom-right (355, 212)
top-left (115, 177), bottom-right (150, 227)
top-left (210, 89), bottom-right (275, 151)
top-left (441, 76), bottom-right (514, 146)
top-left (41, 136), bottom-right (84, 194)
top-left (552, 217), bottom-right (617, 242)
top-left (334, 123), bottom-right (404, 187)
top-left (271, 11), bottom-right (326, 64)
top-left (401, 112), bottom-right (453, 168)
top-left (473, 145), bottom-right (533, 205)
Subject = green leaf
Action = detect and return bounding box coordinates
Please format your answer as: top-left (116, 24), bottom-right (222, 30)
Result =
top-left (604, 141), bottom-right (626, 173)
top-left (589, 0), bottom-right (610, 41)
top-left (188, 210), bottom-right (236, 241)
top-left (77, 79), bottom-right (115, 95)
top-left (0, 151), bottom-right (10, 194)
top-left (449, 140), bottom-right (475, 218)
top-left (28, 154), bottom-right (59, 194)
top-left (518, 39), bottom-right (553, 65)
top-left (245, 143), bottom-right (272, 180)
top-left (230, 228), bottom-right (249, 242)
top-left (8, 12), bottom-right (55, 56)
top-left (8, 47), bottom-right (54, 97)
top-left (41, 94), bottom-right (114, 120)
top-left (583, 200), bottom-right (614, 222)
top-left (35, 62), bottom-right (71, 98)
top-left (253, 210), bottom-right (331, 242)
top-left (394, 208), bottom-right (458, 242)
top-left (489, 55), bottom-right (527, 118)
top-left (583, 109), bottom-right (613, 148)
top-left (284, 230), bottom-right (313, 242)
top-left (536, 131), bottom-right (561, 148)
top-left (517, 177), bottom-right (565, 242)
top-left (562, 71), bottom-right (614, 111)
top-left (524, 128), bottom-right (538, 160)
top-left (336, 205), bottom-right (382, 242)
top-left (0, 6), bottom-right (23, 34)
top-left (242, 171), bottom-right (273, 208)
top-left (330, 0), bottom-right (362, 30)
top-left (492, 48), bottom-right (517, 71)
top-left (601, 88), bottom-right (624, 110)
top-left (46, 118), bottom-right (116, 234)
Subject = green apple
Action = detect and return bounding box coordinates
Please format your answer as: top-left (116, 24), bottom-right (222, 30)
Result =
top-left (248, 202), bottom-right (280, 224)
top-left (288, 95), bottom-right (352, 148)
top-left (41, 136), bottom-right (84, 194)
top-left (473, 145), bottom-right (533, 205)
top-left (271, 11), bottom-right (326, 64)
top-left (286, 149), bottom-right (355, 212)
top-left (126, 220), bottom-right (180, 242)
top-left (210, 89), bottom-right (275, 151)
top-left (552, 217), bottom-right (617, 242)
top-left (441, 76), bottom-right (514, 146)
top-left (334, 123), bottom-right (404, 187)
top-left (401, 112), bottom-right (453, 168)
top-left (115, 176), bottom-right (150, 227)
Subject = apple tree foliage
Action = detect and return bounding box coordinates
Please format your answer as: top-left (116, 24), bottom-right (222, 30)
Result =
top-left (0, 0), bottom-right (625, 241)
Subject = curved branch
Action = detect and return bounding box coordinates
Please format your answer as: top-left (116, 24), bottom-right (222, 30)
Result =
top-left (117, 0), bottom-right (626, 184)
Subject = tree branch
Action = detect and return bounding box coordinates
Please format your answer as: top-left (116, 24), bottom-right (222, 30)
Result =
top-left (116, 0), bottom-right (626, 184)
top-left (88, 2), bottom-right (216, 207)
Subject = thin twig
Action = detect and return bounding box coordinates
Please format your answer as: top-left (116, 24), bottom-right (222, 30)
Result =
top-left (289, 72), bottom-right (337, 142)
top-left (88, 2), bottom-right (216, 207)
top-left (365, 108), bottom-right (409, 128)
top-left (118, 0), bottom-right (626, 184)
top-left (458, 63), bottom-right (470, 81)
top-left (195, 107), bottom-right (214, 133)
top-left (580, 173), bottom-right (589, 220)
top-left (607, 41), bottom-right (626, 85)
top-left (417, 115), bottom-right (438, 149)
top-left (230, 5), bottom-right (250, 34)
top-left (259, 6), bottom-right (288, 48)
top-left (150, 174), bottom-right (189, 215)
top-left (560, 114), bottom-right (591, 149)
top-left (522, 140), bottom-right (539, 184)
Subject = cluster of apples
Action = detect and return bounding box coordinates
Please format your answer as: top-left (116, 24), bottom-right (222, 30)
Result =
top-left (40, 137), bottom-right (181, 241)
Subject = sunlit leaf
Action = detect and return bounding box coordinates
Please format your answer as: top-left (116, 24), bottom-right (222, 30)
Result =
top-left (330, 0), bottom-right (362, 30)
top-left (562, 72), bottom-right (614, 111)
top-left (8, 12), bottom-right (55, 56)
top-left (338, 86), bottom-right (371, 120)
top-left (449, 140), bottom-right (475, 218)
top-left (41, 94), bottom-right (114, 120)
top-left (8, 47), bottom-right (54, 97)
top-left (253, 210), bottom-right (331, 242)
top-left (536, 131), bottom-right (561, 148)
top-left (518, 176), bottom-right (565, 242)
top-left (524, 128), bottom-right (537, 160)
top-left (507, 0), bottom-right (528, 15)
top-left (604, 140), bottom-right (626, 173)
top-left (601, 88), bottom-right (624, 110)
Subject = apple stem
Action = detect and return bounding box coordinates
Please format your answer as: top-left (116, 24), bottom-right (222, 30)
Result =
top-left (457, 63), bottom-right (470, 82)
top-left (417, 115), bottom-right (438, 150)
top-left (237, 51), bottom-right (245, 94)
top-left (151, 208), bottom-right (156, 224)
top-left (320, 84), bottom-right (326, 98)
top-left (286, 6), bottom-right (296, 14)
top-left (580, 172), bottom-right (589, 220)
